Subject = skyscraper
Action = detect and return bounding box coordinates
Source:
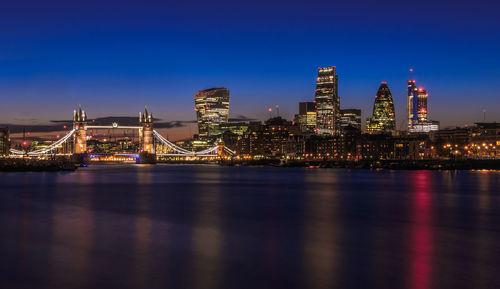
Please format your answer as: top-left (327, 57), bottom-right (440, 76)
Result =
top-left (366, 82), bottom-right (396, 133)
top-left (407, 79), bottom-right (419, 128)
top-left (314, 66), bottom-right (340, 135)
top-left (407, 71), bottom-right (439, 133)
top-left (194, 87), bottom-right (230, 138)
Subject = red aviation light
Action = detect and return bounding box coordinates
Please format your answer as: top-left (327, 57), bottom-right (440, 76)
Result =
top-left (268, 108), bottom-right (272, 112)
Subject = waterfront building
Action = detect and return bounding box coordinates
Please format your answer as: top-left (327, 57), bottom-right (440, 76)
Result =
top-left (194, 87), bottom-right (230, 138)
top-left (295, 102), bottom-right (317, 134)
top-left (468, 122), bottom-right (500, 159)
top-left (0, 128), bottom-right (10, 156)
top-left (235, 117), bottom-right (302, 158)
top-left (314, 66), bottom-right (340, 136)
top-left (340, 109), bottom-right (361, 130)
top-left (366, 82), bottom-right (396, 133)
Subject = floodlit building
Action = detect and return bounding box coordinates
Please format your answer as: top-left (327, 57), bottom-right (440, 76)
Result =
top-left (366, 82), bottom-right (396, 134)
top-left (314, 66), bottom-right (340, 135)
top-left (194, 87), bottom-right (230, 138)
top-left (295, 102), bottom-right (317, 134)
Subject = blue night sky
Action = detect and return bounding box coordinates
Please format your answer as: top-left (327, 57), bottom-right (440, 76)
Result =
top-left (1, 0), bottom-right (499, 136)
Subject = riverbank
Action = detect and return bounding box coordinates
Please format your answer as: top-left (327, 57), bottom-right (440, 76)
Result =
top-left (0, 158), bottom-right (78, 172)
top-left (221, 159), bottom-right (500, 170)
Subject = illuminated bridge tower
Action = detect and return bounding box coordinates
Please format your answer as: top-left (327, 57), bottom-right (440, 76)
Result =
top-left (139, 106), bottom-right (154, 154)
top-left (73, 105), bottom-right (87, 154)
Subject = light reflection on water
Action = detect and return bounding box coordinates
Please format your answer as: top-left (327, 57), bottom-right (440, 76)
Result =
top-left (1, 165), bottom-right (500, 289)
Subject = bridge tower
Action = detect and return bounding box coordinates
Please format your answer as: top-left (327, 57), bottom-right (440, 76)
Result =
top-left (73, 105), bottom-right (87, 154)
top-left (139, 106), bottom-right (154, 154)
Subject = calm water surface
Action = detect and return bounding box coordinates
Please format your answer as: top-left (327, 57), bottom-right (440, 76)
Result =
top-left (1, 165), bottom-right (500, 289)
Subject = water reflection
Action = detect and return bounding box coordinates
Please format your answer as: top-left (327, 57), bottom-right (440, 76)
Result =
top-left (188, 167), bottom-right (223, 289)
top-left (409, 171), bottom-right (434, 289)
top-left (2, 166), bottom-right (500, 289)
top-left (302, 170), bottom-right (339, 289)
top-left (49, 182), bottom-right (94, 288)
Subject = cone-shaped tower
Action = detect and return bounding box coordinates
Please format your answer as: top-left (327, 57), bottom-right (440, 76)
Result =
top-left (366, 82), bottom-right (396, 133)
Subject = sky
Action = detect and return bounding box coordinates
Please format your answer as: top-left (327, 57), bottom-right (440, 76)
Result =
top-left (1, 0), bottom-right (499, 139)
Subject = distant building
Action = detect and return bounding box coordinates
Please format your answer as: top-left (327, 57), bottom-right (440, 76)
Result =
top-left (0, 128), bottom-right (9, 156)
top-left (194, 87), bottom-right (230, 138)
top-left (219, 122), bottom-right (248, 136)
top-left (407, 73), bottom-right (439, 133)
top-left (295, 102), bottom-right (317, 134)
top-left (340, 109), bottom-right (361, 130)
top-left (366, 82), bottom-right (396, 133)
top-left (314, 66), bottom-right (340, 135)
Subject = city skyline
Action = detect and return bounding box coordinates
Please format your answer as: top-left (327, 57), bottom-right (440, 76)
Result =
top-left (1, 0), bottom-right (499, 139)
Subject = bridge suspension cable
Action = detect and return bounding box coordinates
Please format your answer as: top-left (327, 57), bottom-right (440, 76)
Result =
top-left (11, 129), bottom-right (76, 156)
top-left (153, 130), bottom-right (197, 154)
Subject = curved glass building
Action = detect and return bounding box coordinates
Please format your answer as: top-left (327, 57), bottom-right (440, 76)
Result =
top-left (366, 82), bottom-right (396, 133)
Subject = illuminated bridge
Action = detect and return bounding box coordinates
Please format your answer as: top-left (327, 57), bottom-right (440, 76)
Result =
top-left (9, 106), bottom-right (236, 162)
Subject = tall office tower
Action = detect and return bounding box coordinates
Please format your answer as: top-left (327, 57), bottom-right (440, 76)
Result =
top-left (407, 79), bottom-right (418, 129)
top-left (314, 66), bottom-right (340, 135)
top-left (366, 82), bottom-right (396, 133)
top-left (340, 109), bottom-right (362, 130)
top-left (194, 87), bottom-right (230, 138)
top-left (407, 71), bottom-right (439, 133)
top-left (295, 102), bottom-right (317, 134)
top-left (417, 88), bottom-right (428, 122)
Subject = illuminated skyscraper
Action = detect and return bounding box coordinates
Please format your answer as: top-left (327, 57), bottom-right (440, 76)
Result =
top-left (194, 87), bottom-right (230, 138)
top-left (314, 66), bottom-right (340, 135)
top-left (366, 82), bottom-right (396, 133)
top-left (407, 79), bottom-right (418, 127)
top-left (407, 71), bottom-right (439, 133)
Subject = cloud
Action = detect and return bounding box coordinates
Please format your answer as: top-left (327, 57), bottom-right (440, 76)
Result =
top-left (2, 115), bottom-right (257, 134)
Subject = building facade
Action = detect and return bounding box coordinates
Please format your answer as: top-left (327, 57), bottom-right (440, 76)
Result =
top-left (366, 82), bottom-right (396, 133)
top-left (295, 102), bottom-right (317, 134)
top-left (408, 76), bottom-right (439, 133)
top-left (340, 109), bottom-right (361, 130)
top-left (314, 66), bottom-right (340, 136)
top-left (0, 128), bottom-right (10, 156)
top-left (194, 87), bottom-right (230, 138)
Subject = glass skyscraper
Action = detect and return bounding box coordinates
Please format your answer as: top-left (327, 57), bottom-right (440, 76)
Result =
top-left (314, 66), bottom-right (340, 136)
top-left (407, 74), bottom-right (439, 133)
top-left (366, 82), bottom-right (396, 133)
top-left (194, 87), bottom-right (230, 138)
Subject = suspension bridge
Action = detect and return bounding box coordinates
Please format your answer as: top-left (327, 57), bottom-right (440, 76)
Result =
top-left (9, 106), bottom-right (236, 162)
